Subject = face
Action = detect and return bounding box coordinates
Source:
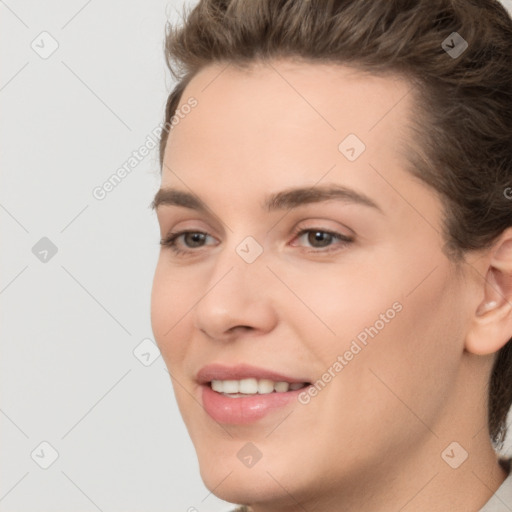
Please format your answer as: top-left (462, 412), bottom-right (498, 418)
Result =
top-left (150, 60), bottom-right (474, 507)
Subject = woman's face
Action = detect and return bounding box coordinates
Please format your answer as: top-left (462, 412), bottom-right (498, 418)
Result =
top-left (151, 60), bottom-right (476, 507)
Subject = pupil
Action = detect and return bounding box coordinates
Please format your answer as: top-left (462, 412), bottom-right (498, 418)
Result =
top-left (186, 233), bottom-right (205, 247)
top-left (309, 231), bottom-right (331, 247)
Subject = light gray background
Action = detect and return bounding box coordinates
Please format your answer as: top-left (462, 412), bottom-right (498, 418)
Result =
top-left (1, 1), bottom-right (512, 511)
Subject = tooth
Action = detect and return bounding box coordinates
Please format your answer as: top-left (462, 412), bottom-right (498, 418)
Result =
top-left (257, 379), bottom-right (275, 394)
top-left (211, 380), bottom-right (223, 392)
top-left (239, 378), bottom-right (258, 394)
top-left (274, 381), bottom-right (289, 392)
top-left (210, 378), bottom-right (305, 395)
top-left (222, 380), bottom-right (239, 393)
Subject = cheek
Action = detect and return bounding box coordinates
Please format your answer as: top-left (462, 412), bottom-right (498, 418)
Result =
top-left (273, 257), bottom-right (403, 364)
top-left (150, 261), bottom-right (192, 366)
top-left (336, 261), bottom-right (463, 429)
top-left (290, 263), bottom-right (464, 470)
top-left (292, 247), bottom-right (462, 401)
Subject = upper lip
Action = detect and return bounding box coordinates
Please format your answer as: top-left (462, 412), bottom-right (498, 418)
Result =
top-left (196, 363), bottom-right (310, 384)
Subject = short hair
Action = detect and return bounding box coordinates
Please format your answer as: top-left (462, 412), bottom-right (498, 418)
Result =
top-left (158, 0), bottom-right (512, 449)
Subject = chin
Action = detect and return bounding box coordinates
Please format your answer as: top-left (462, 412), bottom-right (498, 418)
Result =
top-left (198, 464), bottom-right (293, 508)
top-left (195, 445), bottom-right (313, 507)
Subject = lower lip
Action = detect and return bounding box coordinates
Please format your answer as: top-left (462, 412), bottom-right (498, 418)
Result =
top-left (201, 384), bottom-right (308, 424)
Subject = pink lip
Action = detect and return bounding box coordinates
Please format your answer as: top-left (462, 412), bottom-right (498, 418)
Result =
top-left (196, 363), bottom-right (311, 425)
top-left (200, 384), bottom-right (308, 425)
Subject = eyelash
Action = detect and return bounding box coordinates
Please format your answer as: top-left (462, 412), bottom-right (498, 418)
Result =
top-left (159, 226), bottom-right (354, 256)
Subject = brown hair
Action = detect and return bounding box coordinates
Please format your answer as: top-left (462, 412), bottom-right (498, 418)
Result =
top-left (158, 0), bottom-right (512, 448)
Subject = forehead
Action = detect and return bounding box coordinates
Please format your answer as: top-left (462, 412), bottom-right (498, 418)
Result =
top-left (162, 59), bottom-right (421, 210)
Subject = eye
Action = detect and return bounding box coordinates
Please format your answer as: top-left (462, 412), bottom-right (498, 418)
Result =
top-left (159, 227), bottom-right (354, 256)
top-left (290, 227), bottom-right (354, 253)
top-left (160, 230), bottom-right (216, 255)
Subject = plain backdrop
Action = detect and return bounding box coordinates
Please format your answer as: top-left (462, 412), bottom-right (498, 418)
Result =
top-left (1, 1), bottom-right (511, 511)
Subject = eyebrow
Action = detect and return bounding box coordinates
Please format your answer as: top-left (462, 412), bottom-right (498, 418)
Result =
top-left (150, 184), bottom-right (383, 214)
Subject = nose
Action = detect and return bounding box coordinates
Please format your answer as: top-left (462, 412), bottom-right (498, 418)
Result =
top-left (193, 250), bottom-right (278, 342)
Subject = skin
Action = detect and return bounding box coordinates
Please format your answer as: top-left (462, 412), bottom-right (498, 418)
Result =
top-left (150, 59), bottom-right (512, 512)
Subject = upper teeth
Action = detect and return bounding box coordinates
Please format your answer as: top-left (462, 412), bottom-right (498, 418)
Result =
top-left (210, 378), bottom-right (306, 394)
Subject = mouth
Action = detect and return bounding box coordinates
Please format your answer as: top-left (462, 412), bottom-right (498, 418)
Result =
top-left (197, 364), bottom-right (313, 425)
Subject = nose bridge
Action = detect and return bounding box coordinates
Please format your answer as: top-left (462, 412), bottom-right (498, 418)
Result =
top-left (192, 234), bottom-right (275, 338)
top-left (209, 230), bottom-right (269, 295)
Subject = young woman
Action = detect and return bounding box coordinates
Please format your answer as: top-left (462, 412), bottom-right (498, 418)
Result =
top-left (150, 1), bottom-right (512, 510)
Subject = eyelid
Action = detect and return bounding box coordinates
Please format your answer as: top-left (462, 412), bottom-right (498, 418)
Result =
top-left (291, 220), bottom-right (354, 239)
top-left (156, 210), bottom-right (225, 239)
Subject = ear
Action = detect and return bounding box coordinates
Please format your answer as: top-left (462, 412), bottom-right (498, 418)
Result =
top-left (465, 228), bottom-right (512, 356)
